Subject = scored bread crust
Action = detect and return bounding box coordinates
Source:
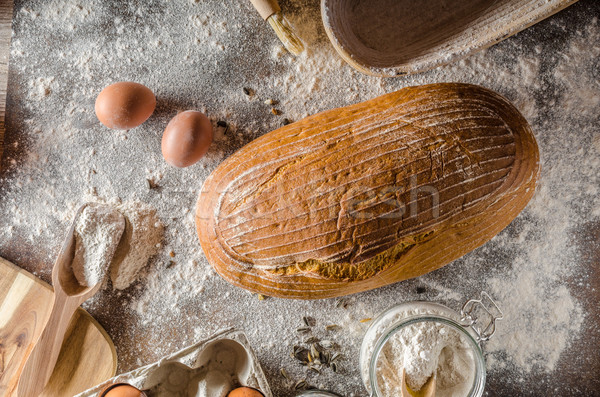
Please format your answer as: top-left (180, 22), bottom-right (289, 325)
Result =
top-left (196, 83), bottom-right (540, 299)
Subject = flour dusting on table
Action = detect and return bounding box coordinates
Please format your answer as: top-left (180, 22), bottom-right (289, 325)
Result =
top-left (0, 0), bottom-right (598, 395)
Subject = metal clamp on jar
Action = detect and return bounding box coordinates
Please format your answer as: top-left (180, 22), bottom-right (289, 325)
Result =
top-left (360, 292), bottom-right (503, 397)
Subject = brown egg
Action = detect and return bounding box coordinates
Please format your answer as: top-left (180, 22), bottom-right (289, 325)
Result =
top-left (161, 110), bottom-right (213, 168)
top-left (95, 82), bottom-right (156, 129)
top-left (99, 383), bottom-right (146, 397)
top-left (227, 386), bottom-right (265, 397)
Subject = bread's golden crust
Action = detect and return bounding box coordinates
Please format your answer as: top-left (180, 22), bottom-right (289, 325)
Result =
top-left (196, 83), bottom-right (540, 299)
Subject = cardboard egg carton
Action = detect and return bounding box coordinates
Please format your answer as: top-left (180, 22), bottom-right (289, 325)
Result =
top-left (75, 328), bottom-right (272, 397)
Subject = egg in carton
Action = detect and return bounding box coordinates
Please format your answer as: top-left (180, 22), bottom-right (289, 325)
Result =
top-left (75, 328), bottom-right (272, 397)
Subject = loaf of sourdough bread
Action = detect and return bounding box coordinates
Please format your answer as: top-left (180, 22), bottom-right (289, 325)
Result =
top-left (196, 83), bottom-right (539, 299)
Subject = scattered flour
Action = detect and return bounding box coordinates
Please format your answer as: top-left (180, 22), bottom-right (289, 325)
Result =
top-left (0, 0), bottom-right (597, 396)
top-left (28, 76), bottom-right (56, 100)
top-left (72, 203), bottom-right (124, 287)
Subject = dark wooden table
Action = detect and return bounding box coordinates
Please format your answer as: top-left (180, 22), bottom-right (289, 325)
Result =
top-left (1, 1), bottom-right (598, 396)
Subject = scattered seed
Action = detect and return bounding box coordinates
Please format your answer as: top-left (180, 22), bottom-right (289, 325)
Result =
top-left (309, 366), bottom-right (321, 374)
top-left (325, 324), bottom-right (340, 331)
top-left (270, 108), bottom-right (281, 115)
top-left (360, 318), bottom-right (372, 323)
top-left (310, 343), bottom-right (319, 359)
top-left (147, 179), bottom-right (159, 189)
top-left (257, 294), bottom-right (266, 301)
top-left (264, 98), bottom-right (277, 105)
top-left (319, 353), bottom-right (326, 364)
top-left (296, 327), bottom-right (311, 333)
top-left (216, 120), bottom-right (229, 134)
top-left (335, 298), bottom-right (349, 308)
top-left (320, 350), bottom-right (329, 365)
top-left (303, 316), bottom-right (316, 327)
top-left (331, 362), bottom-right (338, 373)
top-left (166, 260), bottom-right (176, 269)
top-left (304, 336), bottom-right (319, 344)
top-left (313, 342), bottom-right (324, 353)
top-left (294, 380), bottom-right (308, 390)
top-left (294, 347), bottom-right (309, 362)
top-left (282, 118), bottom-right (292, 125)
top-left (320, 340), bottom-right (336, 349)
top-left (280, 368), bottom-right (290, 380)
top-left (330, 352), bottom-right (344, 362)
top-left (243, 87), bottom-right (254, 96)
top-left (169, 250), bottom-right (175, 257)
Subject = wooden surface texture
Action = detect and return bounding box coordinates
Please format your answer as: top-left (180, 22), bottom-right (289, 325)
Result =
top-left (0, 1), bottom-right (13, 169)
top-left (0, 257), bottom-right (117, 397)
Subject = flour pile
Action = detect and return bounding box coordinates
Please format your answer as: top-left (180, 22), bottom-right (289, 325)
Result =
top-left (71, 200), bottom-right (163, 289)
top-left (110, 200), bottom-right (165, 290)
top-left (72, 203), bottom-right (124, 287)
top-left (376, 321), bottom-right (475, 396)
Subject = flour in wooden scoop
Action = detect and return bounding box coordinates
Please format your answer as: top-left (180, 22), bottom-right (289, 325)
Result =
top-left (72, 204), bottom-right (125, 287)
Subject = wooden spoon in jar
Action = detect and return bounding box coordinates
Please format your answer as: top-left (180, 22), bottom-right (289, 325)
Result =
top-left (17, 204), bottom-right (125, 397)
top-left (401, 369), bottom-right (436, 397)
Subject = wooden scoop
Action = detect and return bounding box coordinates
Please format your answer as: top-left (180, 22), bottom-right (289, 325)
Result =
top-left (17, 204), bottom-right (125, 397)
top-left (401, 369), bottom-right (436, 397)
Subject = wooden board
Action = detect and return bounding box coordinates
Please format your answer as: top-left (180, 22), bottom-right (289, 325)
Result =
top-left (0, 0), bottom-right (12, 169)
top-left (0, 257), bottom-right (117, 397)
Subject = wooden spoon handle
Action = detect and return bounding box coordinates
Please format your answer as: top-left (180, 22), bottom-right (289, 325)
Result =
top-left (401, 368), bottom-right (436, 397)
top-left (16, 292), bottom-right (82, 397)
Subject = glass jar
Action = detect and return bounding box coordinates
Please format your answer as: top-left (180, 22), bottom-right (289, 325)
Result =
top-left (360, 293), bottom-right (502, 397)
